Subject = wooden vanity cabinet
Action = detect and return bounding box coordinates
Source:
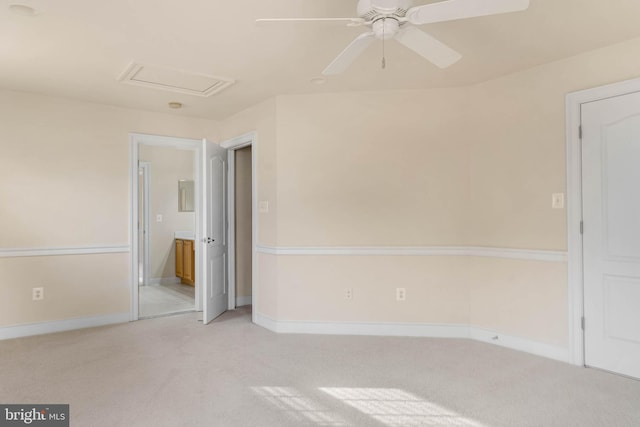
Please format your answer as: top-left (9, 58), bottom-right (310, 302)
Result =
top-left (175, 238), bottom-right (195, 286)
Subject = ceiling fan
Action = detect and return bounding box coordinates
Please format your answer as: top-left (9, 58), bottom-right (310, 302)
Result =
top-left (257, 0), bottom-right (530, 75)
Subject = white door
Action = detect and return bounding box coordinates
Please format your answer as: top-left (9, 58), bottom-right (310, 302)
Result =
top-left (582, 91), bottom-right (640, 379)
top-left (202, 139), bottom-right (228, 324)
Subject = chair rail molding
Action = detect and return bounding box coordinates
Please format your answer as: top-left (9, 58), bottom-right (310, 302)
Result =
top-left (256, 245), bottom-right (567, 262)
top-left (0, 245), bottom-right (130, 258)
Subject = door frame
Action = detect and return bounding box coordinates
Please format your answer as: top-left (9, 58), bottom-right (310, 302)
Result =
top-left (221, 132), bottom-right (257, 323)
top-left (138, 161), bottom-right (150, 286)
top-left (565, 76), bottom-right (640, 366)
top-left (129, 133), bottom-right (203, 321)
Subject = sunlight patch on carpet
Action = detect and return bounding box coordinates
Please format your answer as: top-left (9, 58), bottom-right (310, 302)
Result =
top-left (252, 386), bottom-right (348, 426)
top-left (319, 387), bottom-right (486, 427)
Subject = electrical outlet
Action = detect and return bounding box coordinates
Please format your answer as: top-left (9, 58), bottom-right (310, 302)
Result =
top-left (345, 288), bottom-right (353, 300)
top-left (32, 287), bottom-right (44, 301)
top-left (396, 287), bottom-right (406, 301)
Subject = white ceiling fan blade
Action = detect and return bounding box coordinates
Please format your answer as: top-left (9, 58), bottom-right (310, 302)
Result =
top-left (395, 26), bottom-right (461, 68)
top-left (256, 18), bottom-right (365, 27)
top-left (322, 32), bottom-right (375, 75)
top-left (406, 0), bottom-right (529, 25)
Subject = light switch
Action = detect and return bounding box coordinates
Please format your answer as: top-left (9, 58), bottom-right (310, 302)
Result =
top-left (552, 193), bottom-right (565, 209)
top-left (258, 201), bottom-right (269, 213)
top-left (156, 214), bottom-right (163, 222)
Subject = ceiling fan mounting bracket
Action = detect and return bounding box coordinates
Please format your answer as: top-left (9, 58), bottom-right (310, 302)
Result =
top-left (359, 0), bottom-right (411, 19)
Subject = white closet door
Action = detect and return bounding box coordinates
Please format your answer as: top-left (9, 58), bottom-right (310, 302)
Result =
top-left (582, 90), bottom-right (640, 379)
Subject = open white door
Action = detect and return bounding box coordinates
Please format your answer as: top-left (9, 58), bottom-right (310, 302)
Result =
top-left (202, 139), bottom-right (228, 324)
top-left (582, 91), bottom-right (640, 379)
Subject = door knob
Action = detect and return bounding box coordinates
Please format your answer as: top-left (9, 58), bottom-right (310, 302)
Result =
top-left (201, 237), bottom-right (215, 243)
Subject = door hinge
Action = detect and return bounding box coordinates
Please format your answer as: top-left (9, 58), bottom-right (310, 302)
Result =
top-left (579, 125), bottom-right (583, 139)
top-left (580, 221), bottom-right (584, 234)
top-left (581, 316), bottom-right (585, 331)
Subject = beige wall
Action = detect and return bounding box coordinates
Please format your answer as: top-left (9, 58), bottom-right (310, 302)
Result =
top-left (271, 90), bottom-right (471, 326)
top-left (218, 36), bottom-right (640, 350)
top-left (467, 36), bottom-right (640, 250)
top-left (277, 256), bottom-right (469, 324)
top-left (468, 257), bottom-right (567, 346)
top-left (139, 145), bottom-right (195, 281)
top-left (0, 89), bottom-right (217, 327)
top-left (5, 35), bottom-right (640, 350)
top-left (235, 146), bottom-right (252, 298)
top-left (276, 90), bottom-right (470, 246)
top-left (465, 35), bottom-right (640, 347)
top-left (0, 254), bottom-right (129, 326)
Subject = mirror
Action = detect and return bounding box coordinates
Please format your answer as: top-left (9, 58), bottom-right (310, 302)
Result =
top-left (178, 180), bottom-right (194, 212)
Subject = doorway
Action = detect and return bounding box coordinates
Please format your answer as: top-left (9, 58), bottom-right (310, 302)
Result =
top-left (222, 132), bottom-right (257, 323)
top-left (129, 134), bottom-right (203, 320)
top-left (138, 144), bottom-right (197, 318)
top-left (567, 79), bottom-right (640, 379)
top-left (234, 146), bottom-right (253, 308)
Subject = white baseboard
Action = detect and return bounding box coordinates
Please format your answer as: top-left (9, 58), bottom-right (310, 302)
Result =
top-left (253, 313), bottom-right (570, 363)
top-left (254, 312), bottom-right (469, 338)
top-left (0, 312), bottom-right (130, 340)
top-left (236, 296), bottom-right (252, 307)
top-left (469, 327), bottom-right (569, 362)
top-left (0, 312), bottom-right (569, 364)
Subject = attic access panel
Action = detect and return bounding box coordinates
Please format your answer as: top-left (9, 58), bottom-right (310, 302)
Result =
top-left (119, 62), bottom-right (235, 97)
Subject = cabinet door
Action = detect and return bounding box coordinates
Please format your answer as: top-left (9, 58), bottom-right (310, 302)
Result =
top-left (175, 239), bottom-right (184, 278)
top-left (183, 240), bottom-right (194, 283)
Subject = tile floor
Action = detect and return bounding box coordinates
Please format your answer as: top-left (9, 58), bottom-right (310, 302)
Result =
top-left (138, 282), bottom-right (195, 318)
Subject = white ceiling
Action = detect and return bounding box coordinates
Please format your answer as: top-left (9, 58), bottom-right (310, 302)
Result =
top-left (2, 0), bottom-right (640, 120)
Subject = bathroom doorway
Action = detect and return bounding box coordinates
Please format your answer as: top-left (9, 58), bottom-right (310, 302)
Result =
top-left (135, 140), bottom-right (198, 318)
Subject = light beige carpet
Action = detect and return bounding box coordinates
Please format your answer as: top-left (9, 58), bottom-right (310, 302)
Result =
top-left (1, 307), bottom-right (639, 426)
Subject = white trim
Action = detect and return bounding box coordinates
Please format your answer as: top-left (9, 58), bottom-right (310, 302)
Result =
top-left (464, 247), bottom-right (566, 262)
top-left (254, 313), bottom-right (570, 362)
top-left (469, 327), bottom-right (569, 362)
top-left (221, 132), bottom-right (257, 323)
top-left (227, 149), bottom-right (236, 309)
top-left (236, 296), bottom-right (252, 307)
top-left (255, 245), bottom-right (567, 262)
top-left (0, 313), bottom-right (130, 341)
top-left (565, 76), bottom-right (640, 367)
top-left (254, 312), bottom-right (469, 338)
top-left (129, 133), bottom-right (203, 322)
top-left (220, 132), bottom-right (254, 150)
top-left (0, 245), bottom-right (129, 258)
top-left (138, 161), bottom-right (150, 286)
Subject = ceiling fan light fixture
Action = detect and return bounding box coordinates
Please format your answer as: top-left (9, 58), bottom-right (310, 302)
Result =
top-left (372, 17), bottom-right (400, 39)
